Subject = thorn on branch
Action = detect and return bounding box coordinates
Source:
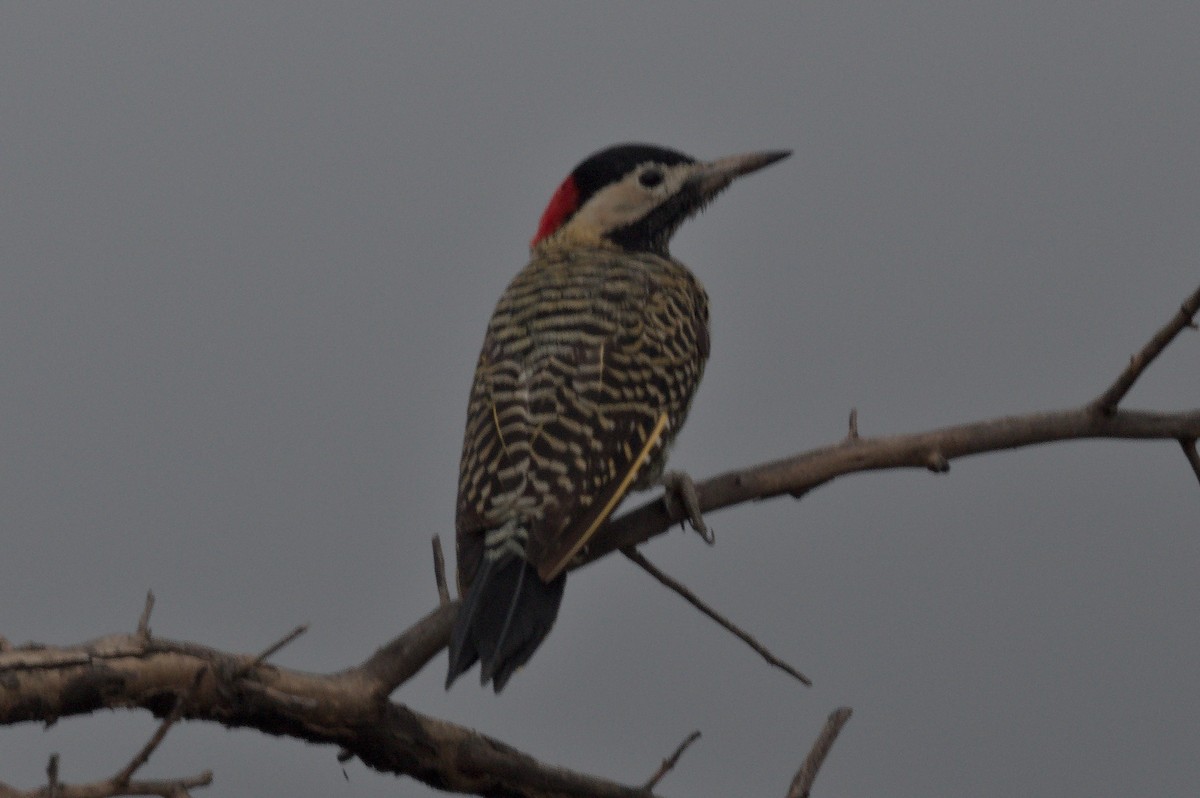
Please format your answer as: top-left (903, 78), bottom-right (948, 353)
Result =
top-left (1180, 439), bottom-right (1200, 487)
top-left (622, 546), bottom-right (811, 686)
top-left (643, 730), bottom-right (701, 791)
top-left (432, 535), bottom-right (451, 605)
top-left (925, 450), bottom-right (950, 473)
top-left (786, 707), bottom-right (853, 798)
top-left (846, 408), bottom-right (859, 442)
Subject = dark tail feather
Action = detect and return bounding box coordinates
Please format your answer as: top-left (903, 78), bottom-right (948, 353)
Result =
top-left (445, 554), bottom-right (565, 692)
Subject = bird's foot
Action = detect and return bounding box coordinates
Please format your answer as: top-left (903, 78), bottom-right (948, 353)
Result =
top-left (660, 470), bottom-right (714, 545)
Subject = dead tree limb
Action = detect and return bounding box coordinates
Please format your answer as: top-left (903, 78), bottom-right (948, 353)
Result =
top-left (0, 633), bottom-right (652, 798)
top-left (0, 664), bottom-right (213, 798)
top-left (2, 282), bottom-right (1196, 796)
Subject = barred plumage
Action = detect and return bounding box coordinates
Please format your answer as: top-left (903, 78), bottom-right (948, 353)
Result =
top-left (446, 143), bottom-right (789, 691)
top-left (458, 244), bottom-right (709, 582)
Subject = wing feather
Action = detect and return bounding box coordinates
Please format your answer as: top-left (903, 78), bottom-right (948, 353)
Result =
top-left (456, 248), bottom-right (707, 590)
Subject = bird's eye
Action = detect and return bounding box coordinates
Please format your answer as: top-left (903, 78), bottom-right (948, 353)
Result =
top-left (638, 169), bottom-right (664, 188)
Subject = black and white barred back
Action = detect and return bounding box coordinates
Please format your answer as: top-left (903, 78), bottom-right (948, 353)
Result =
top-left (448, 242), bottom-right (709, 690)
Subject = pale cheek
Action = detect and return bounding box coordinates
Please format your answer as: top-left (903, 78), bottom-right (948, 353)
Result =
top-left (575, 203), bottom-right (638, 233)
top-left (599, 183), bottom-right (657, 220)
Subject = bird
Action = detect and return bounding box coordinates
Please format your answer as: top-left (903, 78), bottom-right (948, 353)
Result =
top-left (446, 143), bottom-right (790, 691)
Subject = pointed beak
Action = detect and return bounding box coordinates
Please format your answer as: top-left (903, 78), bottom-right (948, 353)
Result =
top-left (690, 149), bottom-right (792, 197)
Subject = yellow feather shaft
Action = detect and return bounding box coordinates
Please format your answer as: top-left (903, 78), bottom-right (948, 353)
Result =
top-left (541, 412), bottom-right (669, 580)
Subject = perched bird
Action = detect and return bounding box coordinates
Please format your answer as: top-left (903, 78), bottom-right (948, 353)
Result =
top-left (447, 143), bottom-right (790, 691)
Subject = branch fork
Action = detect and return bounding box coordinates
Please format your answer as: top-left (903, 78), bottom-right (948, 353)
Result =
top-left (3, 282), bottom-right (1197, 797)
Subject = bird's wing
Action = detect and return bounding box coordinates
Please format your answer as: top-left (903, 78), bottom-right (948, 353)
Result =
top-left (456, 252), bottom-right (707, 587)
top-left (534, 407), bottom-right (670, 581)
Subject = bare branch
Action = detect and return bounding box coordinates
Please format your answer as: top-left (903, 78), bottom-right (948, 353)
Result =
top-left (786, 707), bottom-right (853, 798)
top-left (621, 547), bottom-right (811, 686)
top-left (3, 285), bottom-right (1196, 798)
top-left (0, 633), bottom-right (650, 798)
top-left (0, 665), bottom-right (213, 798)
top-left (583, 283), bottom-right (1200, 566)
top-left (433, 535), bottom-right (451, 605)
top-left (643, 730), bottom-right (701, 791)
top-left (583, 407), bottom-right (1200, 568)
top-left (357, 601), bottom-right (458, 698)
top-left (1091, 282), bottom-right (1200, 414)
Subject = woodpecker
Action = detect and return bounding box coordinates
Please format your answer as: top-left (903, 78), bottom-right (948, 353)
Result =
top-left (447, 143), bottom-right (790, 691)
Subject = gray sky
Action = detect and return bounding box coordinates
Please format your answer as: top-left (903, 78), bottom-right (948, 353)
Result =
top-left (3, 3), bottom-right (1198, 796)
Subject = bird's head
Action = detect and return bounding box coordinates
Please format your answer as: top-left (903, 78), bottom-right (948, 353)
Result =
top-left (530, 143), bottom-right (791, 256)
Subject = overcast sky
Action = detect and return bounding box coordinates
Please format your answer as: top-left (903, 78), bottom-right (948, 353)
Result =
top-left (2, 3), bottom-right (1198, 796)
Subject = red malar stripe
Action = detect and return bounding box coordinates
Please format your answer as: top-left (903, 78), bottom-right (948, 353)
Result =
top-left (531, 174), bottom-right (580, 247)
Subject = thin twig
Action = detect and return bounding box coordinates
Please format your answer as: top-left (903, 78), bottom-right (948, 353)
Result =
top-left (785, 707), bottom-right (853, 798)
top-left (621, 547), bottom-right (811, 686)
top-left (113, 667), bottom-right (206, 785)
top-left (432, 535), bottom-right (451, 605)
top-left (136, 591), bottom-right (155, 641)
top-left (642, 730), bottom-right (701, 791)
top-left (1180, 439), bottom-right (1200, 487)
top-left (1091, 282), bottom-right (1200, 414)
top-left (46, 755), bottom-right (59, 798)
top-left (230, 624), bottom-right (310, 682)
top-left (846, 408), bottom-right (859, 441)
top-left (249, 624), bottom-right (308, 670)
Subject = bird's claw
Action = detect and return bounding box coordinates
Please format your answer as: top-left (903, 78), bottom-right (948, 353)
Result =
top-left (661, 470), bottom-right (714, 545)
